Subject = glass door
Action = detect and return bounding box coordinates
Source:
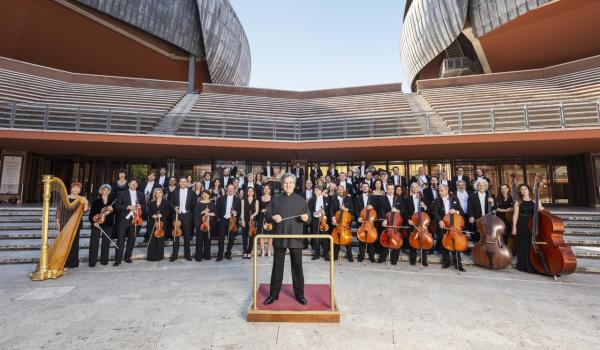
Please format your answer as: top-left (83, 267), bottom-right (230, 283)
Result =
top-left (500, 164), bottom-right (524, 197)
top-left (525, 163), bottom-right (551, 204)
top-left (552, 164), bottom-right (569, 204)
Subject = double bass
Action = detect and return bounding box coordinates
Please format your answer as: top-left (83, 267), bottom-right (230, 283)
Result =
top-left (380, 210), bottom-right (403, 250)
top-left (529, 175), bottom-right (577, 278)
top-left (472, 194), bottom-right (512, 269)
top-left (441, 210), bottom-right (468, 252)
top-left (409, 193), bottom-right (433, 250)
top-left (331, 204), bottom-right (352, 246)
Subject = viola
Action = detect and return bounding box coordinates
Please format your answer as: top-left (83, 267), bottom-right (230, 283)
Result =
top-left (200, 208), bottom-right (210, 232)
top-left (319, 209), bottom-right (329, 232)
top-left (92, 199), bottom-right (116, 225)
top-left (132, 200), bottom-right (143, 227)
top-left (441, 211), bottom-right (468, 252)
top-left (173, 211), bottom-right (183, 238)
top-left (248, 210), bottom-right (257, 237)
top-left (357, 207), bottom-right (377, 244)
top-left (228, 212), bottom-right (238, 233)
top-left (528, 175), bottom-right (576, 277)
top-left (409, 194), bottom-right (433, 250)
top-left (153, 216), bottom-right (165, 238)
top-left (332, 207), bottom-right (353, 246)
top-left (380, 210), bottom-right (403, 250)
top-left (473, 194), bottom-right (512, 269)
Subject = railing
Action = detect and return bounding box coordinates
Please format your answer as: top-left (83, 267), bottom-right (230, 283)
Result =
top-left (1, 99), bottom-right (599, 141)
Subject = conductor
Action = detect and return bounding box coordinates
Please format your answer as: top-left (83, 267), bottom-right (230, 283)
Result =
top-left (264, 173), bottom-right (311, 305)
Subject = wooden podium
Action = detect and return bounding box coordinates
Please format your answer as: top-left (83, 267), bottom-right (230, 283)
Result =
top-left (247, 234), bottom-right (340, 323)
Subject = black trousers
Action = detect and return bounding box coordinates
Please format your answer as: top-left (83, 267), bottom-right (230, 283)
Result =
top-left (358, 239), bottom-right (376, 260)
top-left (269, 247), bottom-right (304, 298)
top-left (409, 246), bottom-right (428, 265)
top-left (217, 218), bottom-right (236, 258)
top-left (89, 224), bottom-right (111, 266)
top-left (333, 244), bottom-right (354, 260)
top-left (242, 225), bottom-right (252, 254)
top-left (195, 226), bottom-right (212, 260)
top-left (172, 212), bottom-right (193, 259)
top-left (115, 219), bottom-right (138, 264)
top-left (378, 247), bottom-right (402, 264)
top-left (309, 219), bottom-right (330, 257)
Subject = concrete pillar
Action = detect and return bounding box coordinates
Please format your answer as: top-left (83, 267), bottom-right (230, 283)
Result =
top-left (188, 54), bottom-right (196, 94)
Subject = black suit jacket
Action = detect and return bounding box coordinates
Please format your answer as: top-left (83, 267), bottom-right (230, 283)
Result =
top-left (336, 180), bottom-right (355, 196)
top-left (403, 195), bottom-right (427, 220)
top-left (354, 194), bottom-right (378, 219)
top-left (433, 196), bottom-right (464, 223)
top-left (409, 175), bottom-right (431, 187)
top-left (261, 166), bottom-right (276, 178)
top-left (326, 168), bottom-right (339, 178)
top-left (216, 195), bottom-right (241, 221)
top-left (310, 167), bottom-right (323, 181)
top-left (467, 192), bottom-right (496, 219)
top-left (142, 181), bottom-right (163, 198)
top-left (308, 196), bottom-right (330, 224)
top-left (378, 194), bottom-right (405, 219)
top-left (423, 187), bottom-right (439, 210)
top-left (221, 176), bottom-right (234, 187)
top-left (390, 175), bottom-right (407, 188)
top-left (229, 166), bottom-right (238, 178)
top-left (328, 195), bottom-right (354, 221)
top-left (115, 190), bottom-right (147, 221)
top-left (291, 167), bottom-right (305, 179)
top-left (168, 187), bottom-right (197, 214)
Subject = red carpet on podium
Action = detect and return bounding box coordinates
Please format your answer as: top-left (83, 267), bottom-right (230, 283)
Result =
top-left (256, 283), bottom-right (332, 311)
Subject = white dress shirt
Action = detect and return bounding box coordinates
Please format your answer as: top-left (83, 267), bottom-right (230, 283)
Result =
top-left (129, 189), bottom-right (138, 206)
top-left (158, 175), bottom-right (166, 186)
top-left (305, 189), bottom-right (313, 200)
top-left (337, 196), bottom-right (344, 208)
top-left (224, 195), bottom-right (234, 219)
top-left (412, 194), bottom-right (419, 214)
top-left (246, 181), bottom-right (255, 188)
top-left (266, 167), bottom-right (271, 177)
top-left (387, 194), bottom-right (394, 209)
top-left (360, 165), bottom-right (365, 177)
top-left (179, 187), bottom-right (188, 213)
top-left (457, 190), bottom-right (468, 213)
top-left (204, 180), bottom-right (211, 189)
top-left (314, 196), bottom-right (324, 217)
top-left (144, 181), bottom-right (154, 197)
top-left (442, 196), bottom-right (451, 214)
top-left (478, 192), bottom-right (486, 214)
top-left (393, 175), bottom-right (400, 185)
top-left (223, 176), bottom-right (230, 185)
top-left (362, 194), bottom-right (369, 209)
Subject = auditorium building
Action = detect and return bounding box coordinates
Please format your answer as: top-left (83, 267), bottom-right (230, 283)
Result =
top-left (0, 0), bottom-right (599, 207)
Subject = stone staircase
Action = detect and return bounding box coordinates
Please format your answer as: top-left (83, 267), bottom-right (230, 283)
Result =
top-left (0, 206), bottom-right (598, 273)
top-left (151, 93), bottom-right (200, 134)
top-left (404, 92), bottom-right (448, 134)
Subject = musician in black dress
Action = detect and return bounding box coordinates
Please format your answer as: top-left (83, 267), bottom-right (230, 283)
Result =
top-left (241, 187), bottom-right (259, 259)
top-left (496, 184), bottom-right (514, 245)
top-left (434, 184), bottom-right (465, 271)
top-left (64, 182), bottom-right (89, 268)
top-left (88, 184), bottom-right (114, 267)
top-left (114, 179), bottom-right (146, 266)
top-left (111, 169), bottom-right (129, 200)
top-left (146, 188), bottom-right (171, 262)
top-left (257, 185), bottom-right (273, 257)
top-left (512, 184), bottom-right (543, 273)
top-left (194, 190), bottom-right (216, 261)
top-left (263, 173), bottom-right (311, 306)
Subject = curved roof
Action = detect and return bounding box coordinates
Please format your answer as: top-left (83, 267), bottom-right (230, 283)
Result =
top-left (470, 0), bottom-right (552, 37)
top-left (76, 0), bottom-right (250, 86)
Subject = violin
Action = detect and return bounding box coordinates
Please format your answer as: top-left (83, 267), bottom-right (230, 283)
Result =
top-left (93, 198), bottom-right (116, 225)
top-left (380, 210), bottom-right (403, 250)
top-left (473, 193), bottom-right (512, 269)
top-left (200, 208), bottom-right (210, 232)
top-left (228, 212), bottom-right (238, 233)
top-left (442, 210), bottom-right (468, 252)
top-left (357, 207), bottom-right (377, 244)
top-left (248, 209), bottom-right (257, 237)
top-left (409, 194), bottom-right (433, 250)
top-left (332, 206), bottom-right (352, 246)
top-left (173, 211), bottom-right (183, 238)
top-left (153, 216), bottom-right (164, 238)
top-left (528, 175), bottom-right (577, 277)
top-left (319, 209), bottom-right (329, 232)
top-left (132, 200), bottom-right (143, 227)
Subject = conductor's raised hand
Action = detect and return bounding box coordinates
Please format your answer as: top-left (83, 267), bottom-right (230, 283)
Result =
top-left (300, 214), bottom-right (310, 222)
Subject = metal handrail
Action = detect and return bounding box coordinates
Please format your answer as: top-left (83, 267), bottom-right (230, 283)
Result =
top-left (252, 234), bottom-right (335, 312)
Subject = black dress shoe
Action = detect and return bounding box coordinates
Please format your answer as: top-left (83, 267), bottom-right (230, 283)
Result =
top-left (442, 264), bottom-right (449, 269)
top-left (311, 255), bottom-right (319, 260)
top-left (295, 295), bottom-right (308, 305)
top-left (216, 257), bottom-right (223, 262)
top-left (324, 256), bottom-right (330, 261)
top-left (263, 296), bottom-right (278, 305)
top-left (124, 258), bottom-right (132, 264)
top-left (185, 256), bottom-right (192, 261)
top-left (458, 266), bottom-right (466, 272)
top-left (169, 256), bottom-right (177, 262)
top-left (410, 262), bottom-right (416, 266)
top-left (422, 261), bottom-right (429, 267)
top-left (113, 262), bottom-right (120, 266)
top-left (347, 256), bottom-right (354, 263)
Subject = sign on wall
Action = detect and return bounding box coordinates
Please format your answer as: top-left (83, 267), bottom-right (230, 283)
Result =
top-left (0, 155), bottom-right (23, 195)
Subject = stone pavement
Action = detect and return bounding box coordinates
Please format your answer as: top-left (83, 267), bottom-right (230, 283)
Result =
top-left (1, 258), bottom-right (599, 350)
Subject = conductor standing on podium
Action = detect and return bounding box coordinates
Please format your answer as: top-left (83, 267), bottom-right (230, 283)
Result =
top-left (264, 173), bottom-right (311, 305)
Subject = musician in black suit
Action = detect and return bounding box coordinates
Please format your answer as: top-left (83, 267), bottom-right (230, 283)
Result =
top-left (451, 167), bottom-right (471, 192)
top-left (291, 162), bottom-right (304, 192)
top-left (329, 186), bottom-right (354, 262)
top-left (157, 167), bottom-right (168, 188)
top-left (379, 183), bottom-right (406, 264)
top-left (229, 161), bottom-right (238, 178)
top-left (262, 161), bottom-right (276, 179)
top-left (201, 172), bottom-right (212, 192)
top-left (363, 171), bottom-right (375, 190)
top-left (336, 172), bottom-right (355, 197)
top-left (409, 167), bottom-right (431, 189)
top-left (354, 182), bottom-right (379, 262)
top-left (472, 168), bottom-right (492, 190)
top-left (390, 166), bottom-right (407, 189)
top-left (310, 164), bottom-right (323, 182)
top-left (422, 176), bottom-right (439, 211)
top-left (326, 164), bottom-right (339, 179)
top-left (169, 177), bottom-right (197, 261)
top-left (468, 179), bottom-right (497, 246)
top-left (216, 184), bottom-right (241, 261)
top-left (404, 182), bottom-right (429, 266)
top-left (114, 179), bottom-right (147, 266)
top-left (307, 186), bottom-right (329, 260)
top-left (221, 168), bottom-right (234, 187)
top-left (434, 184), bottom-right (466, 271)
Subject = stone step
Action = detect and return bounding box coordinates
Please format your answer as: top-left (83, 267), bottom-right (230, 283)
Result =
top-left (564, 221), bottom-right (600, 229)
top-left (571, 246), bottom-right (600, 259)
top-left (563, 235), bottom-right (600, 247)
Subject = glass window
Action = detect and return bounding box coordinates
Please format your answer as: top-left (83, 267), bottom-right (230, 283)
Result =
top-left (501, 164), bottom-right (524, 196)
top-left (193, 164), bottom-right (212, 181)
top-left (429, 161), bottom-right (452, 179)
top-left (388, 162), bottom-right (407, 179)
top-left (130, 164), bottom-right (149, 182)
top-left (552, 165), bottom-right (569, 204)
top-left (526, 164), bottom-right (551, 204)
top-left (408, 161), bottom-right (428, 179)
top-left (475, 164), bottom-right (499, 193)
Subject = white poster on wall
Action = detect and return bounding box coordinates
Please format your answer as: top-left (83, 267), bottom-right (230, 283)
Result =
top-left (0, 155), bottom-right (23, 195)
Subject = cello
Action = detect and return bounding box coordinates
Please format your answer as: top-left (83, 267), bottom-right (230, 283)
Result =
top-left (356, 207), bottom-right (378, 245)
top-left (408, 193), bottom-right (433, 251)
top-left (380, 210), bottom-right (403, 250)
top-left (441, 210), bottom-right (468, 252)
top-left (472, 193), bottom-right (512, 269)
top-left (331, 205), bottom-right (353, 247)
top-left (529, 175), bottom-right (577, 278)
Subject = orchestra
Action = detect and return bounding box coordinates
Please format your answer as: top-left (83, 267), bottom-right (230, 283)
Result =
top-left (63, 161), bottom-right (574, 277)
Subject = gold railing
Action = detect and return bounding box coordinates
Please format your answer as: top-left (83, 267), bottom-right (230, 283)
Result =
top-left (252, 234), bottom-right (335, 311)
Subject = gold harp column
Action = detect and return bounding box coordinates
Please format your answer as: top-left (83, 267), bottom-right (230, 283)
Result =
top-left (30, 175), bottom-right (53, 281)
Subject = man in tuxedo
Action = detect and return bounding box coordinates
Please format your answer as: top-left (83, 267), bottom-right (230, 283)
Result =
top-left (379, 183), bottom-right (405, 264)
top-left (202, 172), bottom-right (212, 192)
top-left (380, 171), bottom-right (390, 186)
top-left (327, 164), bottom-right (339, 180)
top-left (262, 161), bottom-right (275, 179)
top-left (329, 185), bottom-right (354, 262)
top-left (221, 168), bottom-right (234, 187)
top-left (410, 167), bottom-right (431, 190)
top-left (358, 161), bottom-right (368, 180)
top-left (423, 176), bottom-right (439, 212)
top-left (263, 173), bottom-right (311, 306)
top-left (292, 162), bottom-right (304, 192)
top-left (363, 171), bottom-right (375, 189)
top-left (434, 184), bottom-right (466, 271)
top-left (336, 172), bottom-right (355, 197)
top-left (390, 166), bottom-right (406, 188)
top-left (473, 168), bottom-right (492, 190)
top-left (216, 184), bottom-right (241, 261)
top-left (452, 167), bottom-right (471, 192)
top-left (468, 179), bottom-right (496, 246)
top-left (310, 164), bottom-right (322, 183)
top-left (169, 177), bottom-right (197, 261)
top-left (157, 167), bottom-right (168, 188)
top-left (439, 171), bottom-right (451, 192)
top-left (229, 161), bottom-right (238, 178)
top-left (307, 186), bottom-right (329, 260)
top-left (354, 182), bottom-right (379, 262)
top-left (302, 180), bottom-right (314, 201)
top-left (404, 182), bottom-right (429, 266)
top-left (114, 179), bottom-right (147, 265)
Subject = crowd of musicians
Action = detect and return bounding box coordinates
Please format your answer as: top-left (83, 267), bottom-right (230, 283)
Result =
top-left (62, 160), bottom-right (545, 275)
